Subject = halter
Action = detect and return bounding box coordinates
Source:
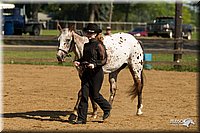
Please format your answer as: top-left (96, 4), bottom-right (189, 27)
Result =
top-left (68, 34), bottom-right (75, 53)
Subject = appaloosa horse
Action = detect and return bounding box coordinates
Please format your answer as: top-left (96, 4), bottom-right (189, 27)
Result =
top-left (56, 24), bottom-right (144, 121)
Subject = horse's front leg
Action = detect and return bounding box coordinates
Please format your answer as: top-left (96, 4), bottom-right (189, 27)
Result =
top-left (68, 89), bottom-right (82, 122)
top-left (68, 90), bottom-right (98, 121)
top-left (68, 69), bottom-right (98, 121)
top-left (68, 70), bottom-right (82, 122)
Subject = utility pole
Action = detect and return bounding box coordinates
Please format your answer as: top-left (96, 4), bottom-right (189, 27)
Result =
top-left (109, 2), bottom-right (113, 27)
top-left (174, 2), bottom-right (183, 69)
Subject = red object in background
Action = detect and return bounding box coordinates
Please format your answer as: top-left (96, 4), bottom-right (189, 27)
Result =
top-left (128, 27), bottom-right (148, 37)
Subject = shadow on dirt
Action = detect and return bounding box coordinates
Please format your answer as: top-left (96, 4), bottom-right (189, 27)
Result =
top-left (3, 110), bottom-right (73, 123)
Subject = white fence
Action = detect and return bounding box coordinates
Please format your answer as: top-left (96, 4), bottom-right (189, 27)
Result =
top-left (42, 20), bottom-right (199, 33)
top-left (44, 20), bottom-right (147, 31)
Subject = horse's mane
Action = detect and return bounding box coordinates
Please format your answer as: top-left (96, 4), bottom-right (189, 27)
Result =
top-left (75, 30), bottom-right (84, 36)
top-left (75, 29), bottom-right (104, 44)
top-left (95, 33), bottom-right (104, 44)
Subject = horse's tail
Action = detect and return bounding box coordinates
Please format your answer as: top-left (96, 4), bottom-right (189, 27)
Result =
top-left (138, 40), bottom-right (144, 51)
top-left (128, 71), bottom-right (144, 100)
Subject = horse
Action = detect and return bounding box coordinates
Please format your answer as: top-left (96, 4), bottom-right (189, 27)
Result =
top-left (56, 24), bottom-right (144, 122)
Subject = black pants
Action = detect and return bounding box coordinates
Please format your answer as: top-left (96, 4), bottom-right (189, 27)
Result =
top-left (77, 67), bottom-right (111, 122)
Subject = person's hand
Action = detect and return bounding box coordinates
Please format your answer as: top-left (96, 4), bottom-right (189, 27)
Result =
top-left (74, 61), bottom-right (80, 67)
top-left (87, 63), bottom-right (95, 69)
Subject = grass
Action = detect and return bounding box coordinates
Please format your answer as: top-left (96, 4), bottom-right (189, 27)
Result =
top-left (6, 61), bottom-right (72, 66)
top-left (4, 51), bottom-right (57, 59)
top-left (192, 31), bottom-right (199, 40)
top-left (3, 51), bottom-right (74, 66)
top-left (41, 30), bottom-right (60, 36)
top-left (3, 50), bottom-right (199, 72)
top-left (145, 53), bottom-right (199, 72)
top-left (152, 53), bottom-right (198, 62)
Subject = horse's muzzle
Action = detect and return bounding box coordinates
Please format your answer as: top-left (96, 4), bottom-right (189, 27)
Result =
top-left (57, 55), bottom-right (63, 64)
top-left (56, 51), bottom-right (64, 64)
top-left (56, 50), bottom-right (71, 64)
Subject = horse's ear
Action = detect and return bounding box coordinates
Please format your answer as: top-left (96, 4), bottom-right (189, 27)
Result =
top-left (68, 23), bottom-right (75, 31)
top-left (57, 21), bottom-right (63, 32)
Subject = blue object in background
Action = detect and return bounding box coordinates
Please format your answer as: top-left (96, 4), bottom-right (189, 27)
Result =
top-left (4, 21), bottom-right (14, 35)
top-left (144, 53), bottom-right (152, 70)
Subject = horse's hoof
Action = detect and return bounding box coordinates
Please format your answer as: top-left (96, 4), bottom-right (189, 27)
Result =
top-left (91, 114), bottom-right (97, 119)
top-left (68, 113), bottom-right (77, 122)
top-left (136, 108), bottom-right (143, 116)
top-left (136, 104), bottom-right (143, 116)
top-left (136, 111), bottom-right (143, 116)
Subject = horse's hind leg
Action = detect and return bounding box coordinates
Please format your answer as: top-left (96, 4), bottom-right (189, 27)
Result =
top-left (128, 64), bottom-right (144, 116)
top-left (108, 72), bottom-right (117, 105)
top-left (109, 63), bottom-right (127, 105)
top-left (136, 77), bottom-right (144, 116)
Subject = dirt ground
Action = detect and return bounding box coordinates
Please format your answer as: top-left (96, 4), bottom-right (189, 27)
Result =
top-left (2, 64), bottom-right (199, 132)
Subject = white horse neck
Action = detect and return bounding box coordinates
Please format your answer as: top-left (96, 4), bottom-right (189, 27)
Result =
top-left (72, 31), bottom-right (88, 59)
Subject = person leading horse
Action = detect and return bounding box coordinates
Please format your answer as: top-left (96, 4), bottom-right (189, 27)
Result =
top-left (73, 23), bottom-right (111, 124)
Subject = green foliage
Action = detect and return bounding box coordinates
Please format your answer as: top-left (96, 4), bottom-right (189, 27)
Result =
top-left (40, 3), bottom-right (111, 21)
top-left (182, 6), bottom-right (192, 24)
top-left (37, 2), bottom-right (199, 26)
top-left (41, 4), bottom-right (60, 13)
top-left (111, 2), bottom-right (197, 26)
top-left (112, 3), bottom-right (175, 22)
top-left (99, 4), bottom-right (110, 21)
top-left (13, 2), bottom-right (199, 27)
top-left (40, 4), bottom-right (89, 20)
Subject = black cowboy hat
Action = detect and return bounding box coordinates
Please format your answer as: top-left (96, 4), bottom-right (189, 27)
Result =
top-left (83, 23), bottom-right (102, 33)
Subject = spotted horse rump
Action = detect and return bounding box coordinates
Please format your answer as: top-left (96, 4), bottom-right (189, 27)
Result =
top-left (103, 33), bottom-right (143, 76)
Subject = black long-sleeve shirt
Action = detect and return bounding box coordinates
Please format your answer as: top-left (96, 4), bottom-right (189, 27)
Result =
top-left (77, 38), bottom-right (107, 68)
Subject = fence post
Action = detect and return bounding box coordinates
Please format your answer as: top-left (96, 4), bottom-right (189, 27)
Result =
top-left (174, 2), bottom-right (183, 69)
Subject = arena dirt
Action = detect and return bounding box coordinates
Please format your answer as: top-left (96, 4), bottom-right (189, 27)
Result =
top-left (2, 64), bottom-right (199, 132)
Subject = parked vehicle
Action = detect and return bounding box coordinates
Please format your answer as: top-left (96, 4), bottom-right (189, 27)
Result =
top-left (128, 27), bottom-right (147, 37)
top-left (147, 16), bottom-right (193, 40)
top-left (1, 4), bottom-right (43, 36)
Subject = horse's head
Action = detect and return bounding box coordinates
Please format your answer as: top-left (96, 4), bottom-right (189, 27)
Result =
top-left (56, 24), bottom-right (75, 64)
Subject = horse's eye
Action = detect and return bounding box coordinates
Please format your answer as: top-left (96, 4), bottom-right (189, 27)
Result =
top-left (66, 39), bottom-right (71, 42)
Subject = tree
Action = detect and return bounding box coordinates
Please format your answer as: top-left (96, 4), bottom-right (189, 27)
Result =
top-left (88, 4), bottom-right (99, 22)
top-left (37, 3), bottom-right (197, 27)
top-left (124, 4), bottom-right (130, 22)
top-left (88, 4), bottom-right (110, 22)
top-left (25, 4), bottom-right (41, 20)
